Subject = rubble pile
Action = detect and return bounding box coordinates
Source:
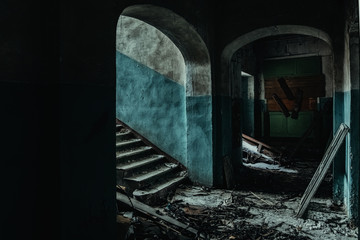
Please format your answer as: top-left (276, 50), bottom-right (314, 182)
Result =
top-left (163, 196), bottom-right (309, 240)
top-left (117, 184), bottom-right (358, 239)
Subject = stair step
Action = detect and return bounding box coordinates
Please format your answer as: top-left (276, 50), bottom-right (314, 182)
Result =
top-left (116, 124), bottom-right (123, 131)
top-left (133, 172), bottom-right (188, 205)
top-left (116, 138), bottom-right (142, 151)
top-left (116, 130), bottom-right (132, 141)
top-left (117, 155), bottom-right (164, 171)
top-left (124, 163), bottom-right (179, 189)
top-left (116, 146), bottom-right (153, 162)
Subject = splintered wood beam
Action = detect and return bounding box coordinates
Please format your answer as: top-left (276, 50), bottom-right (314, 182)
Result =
top-left (116, 192), bottom-right (200, 236)
top-left (278, 77), bottom-right (295, 100)
top-left (296, 123), bottom-right (350, 218)
top-left (272, 93), bottom-right (290, 117)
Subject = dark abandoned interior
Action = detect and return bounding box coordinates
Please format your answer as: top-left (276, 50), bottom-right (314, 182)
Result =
top-left (2, 0), bottom-right (360, 239)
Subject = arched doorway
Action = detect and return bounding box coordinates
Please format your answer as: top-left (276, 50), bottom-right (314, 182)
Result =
top-left (116, 4), bottom-right (213, 186)
top-left (221, 25), bottom-right (334, 194)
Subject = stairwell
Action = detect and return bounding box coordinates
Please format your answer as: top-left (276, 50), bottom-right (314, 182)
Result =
top-left (116, 119), bottom-right (188, 206)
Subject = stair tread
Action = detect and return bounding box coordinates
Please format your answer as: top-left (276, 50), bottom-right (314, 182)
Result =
top-left (124, 163), bottom-right (178, 182)
top-left (116, 155), bottom-right (164, 170)
top-left (133, 172), bottom-right (188, 196)
top-left (116, 130), bottom-right (131, 136)
top-left (116, 138), bottom-right (141, 147)
top-left (116, 146), bottom-right (152, 158)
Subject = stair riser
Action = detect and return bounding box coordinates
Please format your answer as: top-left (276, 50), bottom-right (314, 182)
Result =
top-left (116, 140), bottom-right (143, 152)
top-left (116, 149), bottom-right (154, 164)
top-left (124, 166), bottom-right (178, 189)
top-left (116, 132), bottom-right (133, 141)
top-left (117, 159), bottom-right (165, 179)
top-left (116, 175), bottom-right (129, 188)
top-left (134, 177), bottom-right (189, 205)
top-left (116, 127), bottom-right (124, 134)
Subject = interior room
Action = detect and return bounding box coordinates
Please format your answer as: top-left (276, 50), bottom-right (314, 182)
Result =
top-left (2, 0), bottom-right (359, 239)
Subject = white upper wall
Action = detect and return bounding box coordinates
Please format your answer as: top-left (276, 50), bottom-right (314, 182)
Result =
top-left (116, 15), bottom-right (186, 87)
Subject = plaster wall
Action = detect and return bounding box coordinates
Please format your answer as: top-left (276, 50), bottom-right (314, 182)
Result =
top-left (116, 8), bottom-right (213, 185)
top-left (116, 52), bottom-right (187, 166)
top-left (332, 8), bottom-right (360, 222)
top-left (116, 15), bottom-right (186, 87)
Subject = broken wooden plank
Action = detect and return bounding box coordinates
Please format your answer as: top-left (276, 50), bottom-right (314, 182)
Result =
top-left (296, 123), bottom-right (350, 218)
top-left (242, 134), bottom-right (283, 155)
top-left (272, 93), bottom-right (290, 117)
top-left (116, 192), bottom-right (200, 236)
top-left (265, 75), bottom-right (326, 99)
top-left (278, 77), bottom-right (295, 100)
top-left (267, 98), bottom-right (316, 111)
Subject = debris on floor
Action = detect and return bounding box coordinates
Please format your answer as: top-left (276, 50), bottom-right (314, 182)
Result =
top-left (117, 184), bottom-right (358, 239)
top-left (242, 136), bottom-right (299, 175)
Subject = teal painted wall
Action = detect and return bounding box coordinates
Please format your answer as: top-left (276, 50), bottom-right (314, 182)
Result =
top-left (333, 91), bottom-right (346, 203)
top-left (116, 51), bottom-right (214, 186)
top-left (116, 51), bottom-right (187, 166)
top-left (345, 90), bottom-right (359, 222)
top-left (333, 90), bottom-right (359, 223)
top-left (187, 96), bottom-right (213, 186)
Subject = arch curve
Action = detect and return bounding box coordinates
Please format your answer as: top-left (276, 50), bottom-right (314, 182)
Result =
top-left (116, 4), bottom-right (213, 186)
top-left (119, 4), bottom-right (211, 96)
top-left (221, 25), bottom-right (333, 91)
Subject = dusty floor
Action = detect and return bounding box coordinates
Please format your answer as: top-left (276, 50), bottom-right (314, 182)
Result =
top-left (162, 184), bottom-right (357, 239)
top-left (118, 138), bottom-right (357, 239)
top-left (118, 184), bottom-right (358, 240)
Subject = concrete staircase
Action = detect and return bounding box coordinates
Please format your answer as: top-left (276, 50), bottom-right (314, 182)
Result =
top-left (116, 121), bottom-right (188, 206)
